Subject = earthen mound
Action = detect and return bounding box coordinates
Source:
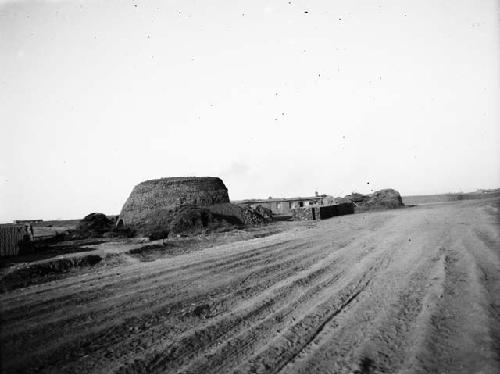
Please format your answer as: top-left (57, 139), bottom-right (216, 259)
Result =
top-left (149, 203), bottom-right (269, 237)
top-left (77, 213), bottom-right (113, 237)
top-left (345, 192), bottom-right (370, 204)
top-left (169, 206), bottom-right (214, 235)
top-left (343, 189), bottom-right (404, 210)
top-left (365, 188), bottom-right (404, 208)
top-left (253, 205), bottom-right (274, 222)
top-left (208, 203), bottom-right (273, 225)
top-left (119, 177), bottom-right (229, 233)
top-left (239, 206), bottom-right (270, 225)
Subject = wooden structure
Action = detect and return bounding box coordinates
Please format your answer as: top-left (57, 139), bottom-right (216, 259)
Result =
top-left (0, 225), bottom-right (32, 256)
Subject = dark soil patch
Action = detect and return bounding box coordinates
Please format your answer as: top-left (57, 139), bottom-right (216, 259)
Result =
top-left (0, 254), bottom-right (103, 293)
top-left (0, 238), bottom-right (107, 268)
top-left (273, 215), bottom-right (293, 222)
top-left (128, 243), bottom-right (197, 262)
top-left (77, 213), bottom-right (114, 238)
top-left (251, 229), bottom-right (283, 239)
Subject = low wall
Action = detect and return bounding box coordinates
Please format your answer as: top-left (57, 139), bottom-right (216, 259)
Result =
top-left (292, 203), bottom-right (355, 221)
top-left (319, 203), bottom-right (354, 219)
top-left (291, 207), bottom-right (318, 221)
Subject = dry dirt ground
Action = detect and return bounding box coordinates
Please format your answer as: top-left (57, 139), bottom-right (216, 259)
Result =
top-left (1, 198), bottom-right (499, 374)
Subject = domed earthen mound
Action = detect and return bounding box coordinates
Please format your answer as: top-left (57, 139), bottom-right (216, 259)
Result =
top-left (344, 188), bottom-right (404, 211)
top-left (365, 188), bottom-right (404, 209)
top-left (119, 177), bottom-right (230, 233)
top-left (77, 213), bottom-right (113, 238)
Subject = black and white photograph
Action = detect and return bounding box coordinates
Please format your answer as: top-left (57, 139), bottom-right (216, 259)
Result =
top-left (1, 0), bottom-right (499, 373)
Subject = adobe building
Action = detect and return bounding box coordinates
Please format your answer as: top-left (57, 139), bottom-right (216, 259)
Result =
top-left (235, 193), bottom-right (327, 216)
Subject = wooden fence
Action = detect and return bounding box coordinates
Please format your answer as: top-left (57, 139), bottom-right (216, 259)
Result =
top-left (0, 225), bottom-right (31, 256)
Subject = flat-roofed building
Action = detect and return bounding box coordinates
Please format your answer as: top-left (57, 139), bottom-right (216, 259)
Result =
top-left (235, 194), bottom-right (327, 216)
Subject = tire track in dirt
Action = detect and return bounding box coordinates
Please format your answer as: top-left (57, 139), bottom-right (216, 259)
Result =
top-left (113, 265), bottom-right (346, 374)
top-left (2, 233), bottom-right (363, 373)
top-left (84, 245), bottom-right (361, 374)
top-left (1, 214), bottom-right (393, 374)
top-left (112, 239), bottom-right (386, 373)
top-left (406, 225), bottom-right (500, 374)
top-left (0, 240), bottom-right (296, 313)
top-left (1, 241), bottom-right (297, 325)
top-left (1, 243), bottom-right (326, 370)
top-left (77, 238), bottom-right (381, 374)
top-left (1, 240), bottom-right (312, 333)
top-left (232, 245), bottom-right (396, 374)
top-left (282, 200), bottom-right (500, 374)
top-left (2, 200), bottom-right (498, 374)
top-left (272, 225), bottom-right (450, 374)
top-left (3, 214), bottom-right (389, 311)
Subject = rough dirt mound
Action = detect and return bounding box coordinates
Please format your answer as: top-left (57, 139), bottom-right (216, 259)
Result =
top-left (365, 189), bottom-right (404, 209)
top-left (344, 192), bottom-right (370, 204)
top-left (210, 203), bottom-right (273, 225)
top-left (207, 203), bottom-right (249, 225)
top-left (253, 205), bottom-right (274, 222)
top-left (344, 189), bottom-right (404, 210)
top-left (145, 203), bottom-right (269, 239)
top-left (168, 204), bottom-right (273, 235)
top-left (143, 205), bottom-right (234, 238)
top-left (169, 206), bottom-right (215, 235)
top-left (77, 213), bottom-right (114, 238)
top-left (119, 177), bottom-right (230, 233)
top-left (239, 206), bottom-right (268, 225)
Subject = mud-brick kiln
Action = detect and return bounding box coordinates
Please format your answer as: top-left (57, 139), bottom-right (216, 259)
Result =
top-left (118, 177), bottom-right (230, 233)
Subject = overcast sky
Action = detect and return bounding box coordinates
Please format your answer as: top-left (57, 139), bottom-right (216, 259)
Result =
top-left (1, 0), bottom-right (499, 222)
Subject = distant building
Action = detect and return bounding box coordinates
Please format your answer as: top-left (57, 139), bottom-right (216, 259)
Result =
top-left (235, 194), bottom-right (328, 215)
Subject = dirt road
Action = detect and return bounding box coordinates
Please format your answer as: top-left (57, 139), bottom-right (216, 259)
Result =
top-left (1, 198), bottom-right (499, 374)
